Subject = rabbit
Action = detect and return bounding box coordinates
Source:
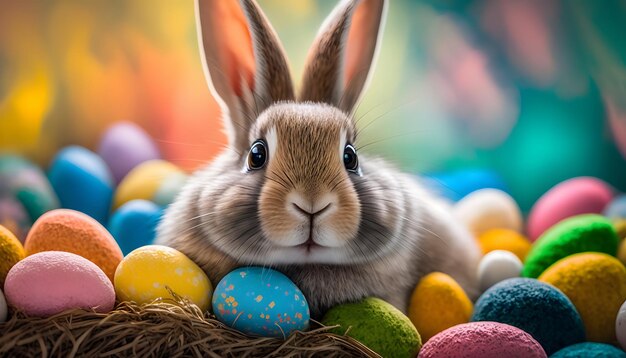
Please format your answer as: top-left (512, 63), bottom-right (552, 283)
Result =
top-left (156, 0), bottom-right (481, 319)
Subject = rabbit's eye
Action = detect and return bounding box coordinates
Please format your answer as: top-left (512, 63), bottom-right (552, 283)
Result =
top-left (343, 144), bottom-right (359, 172)
top-left (247, 140), bottom-right (268, 170)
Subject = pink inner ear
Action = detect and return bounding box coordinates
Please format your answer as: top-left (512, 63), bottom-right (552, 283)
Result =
top-left (344, 0), bottom-right (380, 89)
top-left (213, 1), bottom-right (256, 97)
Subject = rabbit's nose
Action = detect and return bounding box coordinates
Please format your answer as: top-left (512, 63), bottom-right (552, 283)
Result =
top-left (288, 192), bottom-right (336, 219)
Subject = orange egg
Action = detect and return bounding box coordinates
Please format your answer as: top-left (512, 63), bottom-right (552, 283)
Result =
top-left (24, 209), bottom-right (123, 282)
top-left (478, 228), bottom-right (532, 262)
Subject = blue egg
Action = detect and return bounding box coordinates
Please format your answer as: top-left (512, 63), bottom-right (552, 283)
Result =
top-left (424, 169), bottom-right (509, 202)
top-left (108, 199), bottom-right (162, 255)
top-left (48, 146), bottom-right (114, 225)
top-left (604, 194), bottom-right (626, 219)
top-left (472, 278), bottom-right (585, 355)
top-left (213, 267), bottom-right (310, 338)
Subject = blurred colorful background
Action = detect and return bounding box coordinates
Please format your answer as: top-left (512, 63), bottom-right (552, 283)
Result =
top-left (1, 0), bottom-right (625, 212)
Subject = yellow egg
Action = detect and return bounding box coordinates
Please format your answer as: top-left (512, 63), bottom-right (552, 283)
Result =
top-left (478, 229), bottom-right (532, 262)
top-left (114, 245), bottom-right (212, 311)
top-left (408, 272), bottom-right (473, 342)
top-left (0, 225), bottom-right (25, 286)
top-left (539, 252), bottom-right (626, 342)
top-left (113, 160), bottom-right (183, 209)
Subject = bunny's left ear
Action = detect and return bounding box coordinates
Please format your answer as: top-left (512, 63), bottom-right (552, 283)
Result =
top-left (298, 0), bottom-right (387, 114)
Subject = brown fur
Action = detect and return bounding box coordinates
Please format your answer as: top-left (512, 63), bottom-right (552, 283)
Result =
top-left (157, 0), bottom-right (481, 318)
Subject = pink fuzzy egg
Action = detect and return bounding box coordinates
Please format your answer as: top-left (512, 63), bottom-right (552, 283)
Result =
top-left (4, 251), bottom-right (115, 317)
top-left (527, 177), bottom-right (613, 241)
top-left (418, 322), bottom-right (546, 358)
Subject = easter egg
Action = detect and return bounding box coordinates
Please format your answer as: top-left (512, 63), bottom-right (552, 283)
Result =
top-left (454, 189), bottom-right (522, 237)
top-left (24, 209), bottom-right (123, 282)
top-left (471, 278), bottom-right (585, 355)
top-left (113, 160), bottom-right (184, 209)
top-left (408, 272), bottom-right (472, 341)
top-left (108, 200), bottom-right (162, 255)
top-left (522, 214), bottom-right (619, 278)
top-left (527, 177), bottom-right (614, 241)
top-left (4, 251), bottom-right (115, 317)
top-left (478, 228), bottom-right (531, 261)
top-left (114, 245), bottom-right (212, 311)
top-left (213, 267), bottom-right (309, 338)
top-left (418, 322), bottom-right (547, 358)
top-left (551, 342), bottom-right (626, 358)
top-left (98, 122), bottom-right (161, 184)
top-left (0, 289), bottom-right (7, 323)
top-left (323, 297), bottom-right (420, 358)
top-left (0, 155), bottom-right (60, 218)
top-left (617, 300), bottom-right (626, 350)
top-left (48, 146), bottom-right (114, 224)
top-left (0, 225), bottom-right (25, 286)
top-left (0, 196), bottom-right (31, 242)
top-left (424, 169), bottom-right (510, 202)
top-left (619, 238), bottom-right (626, 267)
top-left (478, 250), bottom-right (522, 292)
top-left (539, 253), bottom-right (626, 342)
top-left (605, 195), bottom-right (626, 219)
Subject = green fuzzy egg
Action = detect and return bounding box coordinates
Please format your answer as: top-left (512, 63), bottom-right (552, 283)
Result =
top-left (322, 297), bottom-right (421, 358)
top-left (522, 214), bottom-right (619, 278)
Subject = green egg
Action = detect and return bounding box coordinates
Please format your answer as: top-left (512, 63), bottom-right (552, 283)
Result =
top-left (522, 214), bottom-right (619, 278)
top-left (322, 297), bottom-right (421, 358)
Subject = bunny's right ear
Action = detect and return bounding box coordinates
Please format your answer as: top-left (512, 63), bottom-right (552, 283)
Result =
top-left (299, 0), bottom-right (387, 115)
top-left (196, 0), bottom-right (294, 152)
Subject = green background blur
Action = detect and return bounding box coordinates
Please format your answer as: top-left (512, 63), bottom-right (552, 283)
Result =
top-left (0, 0), bottom-right (625, 211)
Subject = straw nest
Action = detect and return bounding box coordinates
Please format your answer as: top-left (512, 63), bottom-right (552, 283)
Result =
top-left (0, 293), bottom-right (379, 358)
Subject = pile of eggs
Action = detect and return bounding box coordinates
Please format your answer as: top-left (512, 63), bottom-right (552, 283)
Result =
top-left (2, 121), bottom-right (626, 358)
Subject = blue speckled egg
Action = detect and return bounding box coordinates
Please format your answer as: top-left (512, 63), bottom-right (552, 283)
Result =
top-left (213, 267), bottom-right (310, 338)
top-left (108, 199), bottom-right (162, 255)
top-left (48, 146), bottom-right (114, 225)
top-left (472, 278), bottom-right (585, 355)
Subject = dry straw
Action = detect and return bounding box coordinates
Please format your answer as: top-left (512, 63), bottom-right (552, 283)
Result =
top-left (0, 293), bottom-right (379, 358)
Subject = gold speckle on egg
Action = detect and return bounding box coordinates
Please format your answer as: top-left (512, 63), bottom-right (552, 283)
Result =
top-left (226, 284), bottom-right (234, 291)
top-left (255, 295), bottom-right (263, 302)
top-left (248, 314), bottom-right (252, 319)
top-left (233, 309), bottom-right (237, 314)
top-left (233, 301), bottom-right (239, 307)
top-left (221, 293), bottom-right (227, 299)
top-left (260, 313), bottom-right (265, 318)
top-left (192, 277), bottom-right (200, 286)
top-left (153, 282), bottom-right (161, 289)
top-left (175, 268), bottom-right (184, 276)
top-left (269, 301), bottom-right (276, 309)
top-left (294, 294), bottom-right (300, 301)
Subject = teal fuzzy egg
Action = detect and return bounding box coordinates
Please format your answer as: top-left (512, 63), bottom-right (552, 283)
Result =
top-left (212, 267), bottom-right (310, 338)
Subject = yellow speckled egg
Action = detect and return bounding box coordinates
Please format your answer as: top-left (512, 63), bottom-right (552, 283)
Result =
top-left (408, 272), bottom-right (473, 342)
top-left (114, 245), bottom-right (212, 311)
top-left (539, 252), bottom-right (626, 342)
top-left (0, 225), bottom-right (25, 286)
top-left (113, 160), bottom-right (183, 210)
top-left (478, 228), bottom-right (532, 262)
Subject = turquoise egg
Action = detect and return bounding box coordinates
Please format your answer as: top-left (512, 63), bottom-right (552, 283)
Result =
top-left (0, 155), bottom-right (59, 241)
top-left (48, 146), bottom-right (114, 225)
top-left (213, 267), bottom-right (310, 338)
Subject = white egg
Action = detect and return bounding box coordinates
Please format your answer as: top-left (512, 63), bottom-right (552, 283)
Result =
top-left (454, 189), bottom-right (523, 237)
top-left (478, 250), bottom-right (523, 292)
top-left (616, 299), bottom-right (626, 350)
top-left (0, 289), bottom-right (7, 323)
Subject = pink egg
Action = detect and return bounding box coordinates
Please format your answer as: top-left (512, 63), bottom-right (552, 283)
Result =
top-left (418, 322), bottom-right (546, 358)
top-left (4, 251), bottom-right (115, 317)
top-left (527, 177), bottom-right (614, 241)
